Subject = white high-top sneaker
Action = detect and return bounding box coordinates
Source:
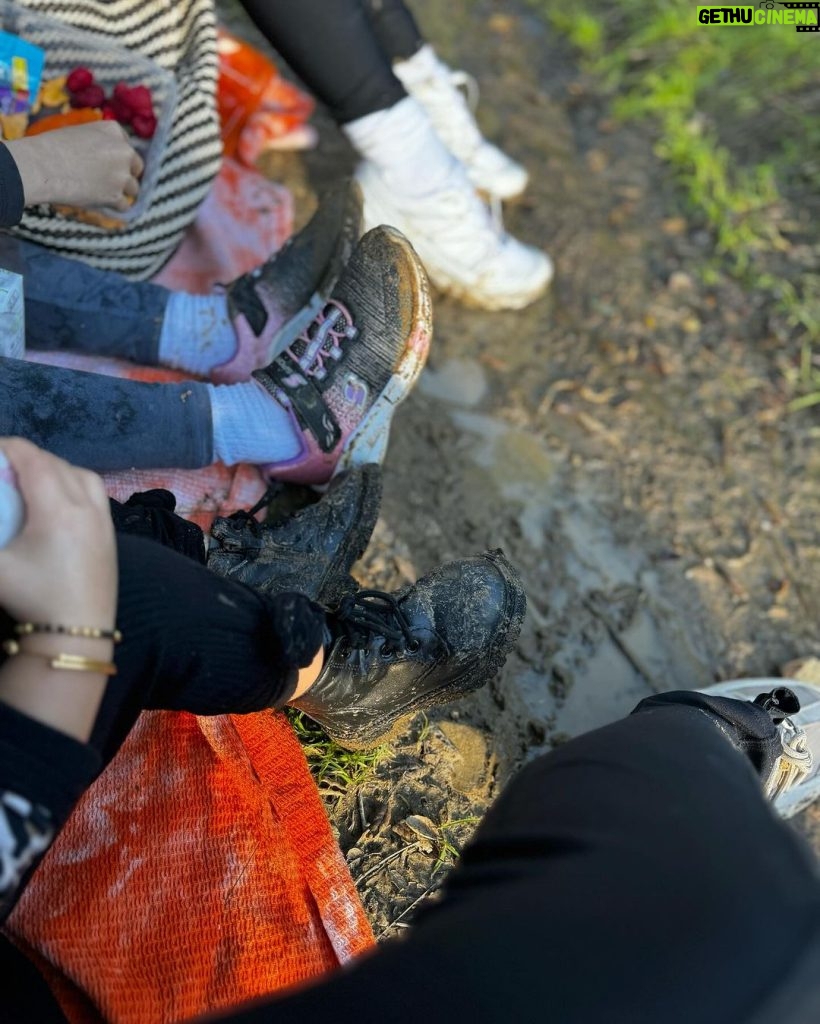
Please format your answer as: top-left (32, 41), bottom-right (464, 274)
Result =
top-left (356, 158), bottom-right (552, 311)
top-left (698, 678), bottom-right (820, 818)
top-left (394, 44), bottom-right (529, 201)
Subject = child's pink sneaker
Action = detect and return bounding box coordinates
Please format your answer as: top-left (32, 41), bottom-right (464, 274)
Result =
top-left (252, 226), bottom-right (432, 485)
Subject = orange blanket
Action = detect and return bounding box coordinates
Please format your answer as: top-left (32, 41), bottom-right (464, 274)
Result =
top-left (5, 160), bottom-right (375, 1021)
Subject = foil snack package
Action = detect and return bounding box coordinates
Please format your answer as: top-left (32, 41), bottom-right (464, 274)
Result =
top-left (0, 31), bottom-right (44, 114)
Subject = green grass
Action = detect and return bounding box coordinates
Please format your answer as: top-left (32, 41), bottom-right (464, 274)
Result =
top-left (432, 816), bottom-right (481, 873)
top-left (286, 709), bottom-right (389, 794)
top-left (530, 0), bottom-right (820, 404)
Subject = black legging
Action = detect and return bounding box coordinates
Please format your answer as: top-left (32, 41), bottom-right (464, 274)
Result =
top-left (238, 0), bottom-right (424, 123)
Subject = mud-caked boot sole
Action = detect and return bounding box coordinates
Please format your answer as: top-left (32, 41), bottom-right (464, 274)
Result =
top-left (294, 549), bottom-right (526, 750)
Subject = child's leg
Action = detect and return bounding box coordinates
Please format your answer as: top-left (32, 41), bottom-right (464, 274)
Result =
top-left (0, 357), bottom-right (214, 471)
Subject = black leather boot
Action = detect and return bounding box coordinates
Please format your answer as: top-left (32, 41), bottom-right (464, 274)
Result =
top-left (207, 464), bottom-right (381, 604)
top-left (292, 549), bottom-right (526, 749)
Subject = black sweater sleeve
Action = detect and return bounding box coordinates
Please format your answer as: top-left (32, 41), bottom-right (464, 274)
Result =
top-left (0, 145), bottom-right (25, 228)
top-left (0, 701), bottom-right (100, 921)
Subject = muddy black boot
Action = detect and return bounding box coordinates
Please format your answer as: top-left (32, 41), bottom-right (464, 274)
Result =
top-left (207, 464), bottom-right (381, 604)
top-left (292, 549), bottom-right (526, 749)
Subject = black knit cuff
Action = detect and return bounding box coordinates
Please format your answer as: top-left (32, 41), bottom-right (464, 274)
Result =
top-left (0, 701), bottom-right (101, 824)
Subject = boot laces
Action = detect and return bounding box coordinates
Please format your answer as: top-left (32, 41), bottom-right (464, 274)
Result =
top-left (220, 482), bottom-right (284, 537)
top-left (333, 590), bottom-right (423, 656)
top-left (280, 300), bottom-right (357, 385)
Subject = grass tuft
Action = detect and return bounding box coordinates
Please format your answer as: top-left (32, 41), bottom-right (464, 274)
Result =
top-left (286, 709), bottom-right (390, 794)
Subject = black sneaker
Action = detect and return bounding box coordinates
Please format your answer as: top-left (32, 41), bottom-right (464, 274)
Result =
top-left (292, 549), bottom-right (526, 749)
top-left (213, 178), bottom-right (363, 383)
top-left (207, 464), bottom-right (381, 605)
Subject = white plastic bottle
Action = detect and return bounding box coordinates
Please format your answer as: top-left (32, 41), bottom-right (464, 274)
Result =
top-left (0, 451), bottom-right (24, 548)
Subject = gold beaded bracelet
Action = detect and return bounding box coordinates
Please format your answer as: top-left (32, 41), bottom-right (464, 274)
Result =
top-left (14, 622), bottom-right (122, 643)
top-left (2, 639), bottom-right (117, 676)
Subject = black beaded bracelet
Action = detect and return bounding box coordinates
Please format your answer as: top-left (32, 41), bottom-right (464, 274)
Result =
top-left (14, 622), bottom-right (122, 643)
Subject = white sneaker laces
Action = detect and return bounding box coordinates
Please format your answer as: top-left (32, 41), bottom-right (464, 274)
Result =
top-left (766, 717), bottom-right (813, 801)
top-left (410, 63), bottom-right (486, 158)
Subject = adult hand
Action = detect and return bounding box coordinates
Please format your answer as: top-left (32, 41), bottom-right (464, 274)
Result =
top-left (0, 438), bottom-right (117, 629)
top-left (6, 121), bottom-right (143, 212)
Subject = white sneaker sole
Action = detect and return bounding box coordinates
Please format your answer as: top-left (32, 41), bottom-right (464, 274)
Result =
top-left (333, 230), bottom-right (433, 474)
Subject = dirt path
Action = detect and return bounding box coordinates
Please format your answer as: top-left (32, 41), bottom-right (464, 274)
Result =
top-left (227, 0), bottom-right (820, 934)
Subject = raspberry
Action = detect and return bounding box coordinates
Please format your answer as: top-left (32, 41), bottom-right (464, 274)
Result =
top-left (113, 81), bottom-right (134, 104)
top-left (109, 96), bottom-right (134, 124)
top-left (101, 103), bottom-right (117, 121)
top-left (66, 67), bottom-right (94, 93)
top-left (131, 113), bottom-right (157, 139)
top-left (70, 84), bottom-right (105, 109)
top-left (127, 85), bottom-right (153, 116)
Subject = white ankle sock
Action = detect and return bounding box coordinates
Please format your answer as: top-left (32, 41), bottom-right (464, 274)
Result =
top-left (159, 293), bottom-right (237, 377)
top-left (207, 381), bottom-right (302, 466)
top-left (343, 95), bottom-right (461, 198)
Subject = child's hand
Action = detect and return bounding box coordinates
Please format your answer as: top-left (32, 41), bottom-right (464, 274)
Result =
top-left (6, 121), bottom-right (144, 211)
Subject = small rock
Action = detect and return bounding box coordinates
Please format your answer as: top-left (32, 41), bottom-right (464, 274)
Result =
top-left (681, 316), bottom-right (701, 334)
top-left (661, 216), bottom-right (687, 236)
top-left (667, 271), bottom-right (695, 293)
top-left (781, 657), bottom-right (820, 685)
top-left (488, 12), bottom-right (515, 33)
top-left (586, 148), bottom-right (608, 174)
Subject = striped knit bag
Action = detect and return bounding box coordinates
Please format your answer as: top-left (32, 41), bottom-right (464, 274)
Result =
top-left (11, 0), bottom-right (223, 279)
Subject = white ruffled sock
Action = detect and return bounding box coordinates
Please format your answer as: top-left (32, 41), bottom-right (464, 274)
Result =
top-left (159, 292), bottom-right (237, 377)
top-left (207, 381), bottom-right (301, 466)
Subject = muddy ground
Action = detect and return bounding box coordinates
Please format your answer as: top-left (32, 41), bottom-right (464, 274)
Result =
top-left (227, 0), bottom-right (820, 936)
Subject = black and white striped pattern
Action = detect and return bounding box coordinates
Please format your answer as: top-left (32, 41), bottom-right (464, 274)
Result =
top-left (11, 0), bottom-right (223, 279)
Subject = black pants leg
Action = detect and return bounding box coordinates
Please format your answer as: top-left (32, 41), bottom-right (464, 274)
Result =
top-left (362, 0), bottom-right (424, 61)
top-left (238, 0), bottom-right (406, 123)
top-left (90, 533), bottom-right (327, 763)
top-left (225, 698), bottom-right (820, 1024)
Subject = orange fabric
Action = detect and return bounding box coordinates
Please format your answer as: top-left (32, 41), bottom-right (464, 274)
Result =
top-left (6, 711), bottom-right (374, 1023)
top-left (6, 160), bottom-right (375, 1021)
top-left (217, 29), bottom-right (315, 165)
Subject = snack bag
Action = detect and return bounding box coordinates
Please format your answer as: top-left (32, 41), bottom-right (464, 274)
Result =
top-left (0, 31), bottom-right (44, 114)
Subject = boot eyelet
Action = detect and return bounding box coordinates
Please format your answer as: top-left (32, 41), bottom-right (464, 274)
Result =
top-left (380, 642), bottom-right (394, 659)
top-left (407, 638), bottom-right (420, 653)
